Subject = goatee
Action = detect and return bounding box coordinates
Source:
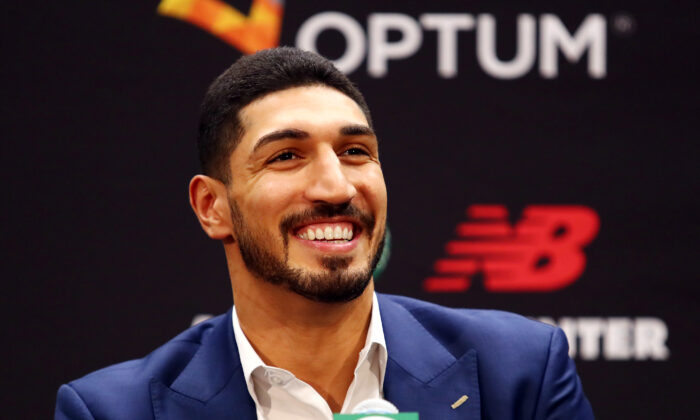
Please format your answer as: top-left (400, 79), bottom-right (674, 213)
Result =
top-left (228, 200), bottom-right (385, 303)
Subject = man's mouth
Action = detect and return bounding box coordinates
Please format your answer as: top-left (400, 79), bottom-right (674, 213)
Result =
top-left (295, 222), bottom-right (355, 243)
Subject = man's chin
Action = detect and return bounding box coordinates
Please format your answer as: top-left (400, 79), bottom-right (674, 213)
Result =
top-left (279, 259), bottom-right (372, 303)
top-left (286, 254), bottom-right (353, 273)
top-left (285, 270), bottom-right (372, 304)
top-left (286, 233), bottom-right (384, 303)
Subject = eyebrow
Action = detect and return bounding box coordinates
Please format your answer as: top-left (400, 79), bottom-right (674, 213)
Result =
top-left (252, 124), bottom-right (375, 153)
top-left (252, 128), bottom-right (309, 153)
top-left (340, 124), bottom-right (375, 137)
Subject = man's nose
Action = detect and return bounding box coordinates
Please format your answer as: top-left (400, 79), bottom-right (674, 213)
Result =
top-left (304, 149), bottom-right (357, 204)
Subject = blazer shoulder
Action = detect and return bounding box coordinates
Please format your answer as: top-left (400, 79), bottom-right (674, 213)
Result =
top-left (378, 294), bottom-right (594, 418)
top-left (58, 313), bottom-right (228, 418)
top-left (380, 293), bottom-right (558, 359)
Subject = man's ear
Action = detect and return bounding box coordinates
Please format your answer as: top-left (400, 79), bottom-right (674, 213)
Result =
top-left (189, 175), bottom-right (233, 240)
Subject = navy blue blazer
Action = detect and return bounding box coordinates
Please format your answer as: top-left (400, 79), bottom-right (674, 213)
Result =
top-left (55, 294), bottom-right (594, 419)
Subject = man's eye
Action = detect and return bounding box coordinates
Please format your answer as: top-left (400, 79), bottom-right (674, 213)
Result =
top-left (270, 151), bottom-right (297, 162)
top-left (343, 147), bottom-right (369, 156)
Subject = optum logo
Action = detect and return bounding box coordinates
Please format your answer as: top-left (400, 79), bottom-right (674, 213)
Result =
top-left (158, 2), bottom-right (608, 80)
top-left (297, 12), bottom-right (607, 79)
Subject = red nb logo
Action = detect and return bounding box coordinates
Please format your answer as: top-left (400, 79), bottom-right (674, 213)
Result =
top-left (424, 205), bottom-right (600, 292)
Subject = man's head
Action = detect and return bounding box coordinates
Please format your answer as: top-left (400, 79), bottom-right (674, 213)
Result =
top-left (189, 48), bottom-right (387, 304)
top-left (198, 47), bottom-right (373, 183)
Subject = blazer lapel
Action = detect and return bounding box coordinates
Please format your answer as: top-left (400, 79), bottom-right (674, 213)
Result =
top-left (150, 310), bottom-right (257, 420)
top-left (150, 298), bottom-right (482, 419)
top-left (379, 295), bottom-right (481, 419)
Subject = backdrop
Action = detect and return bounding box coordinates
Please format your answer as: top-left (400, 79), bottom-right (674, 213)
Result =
top-left (3, 0), bottom-right (698, 418)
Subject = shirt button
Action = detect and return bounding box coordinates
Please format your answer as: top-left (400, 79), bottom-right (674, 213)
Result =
top-left (267, 372), bottom-right (291, 386)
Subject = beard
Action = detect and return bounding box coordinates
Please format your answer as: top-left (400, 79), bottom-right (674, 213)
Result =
top-left (228, 199), bottom-right (385, 303)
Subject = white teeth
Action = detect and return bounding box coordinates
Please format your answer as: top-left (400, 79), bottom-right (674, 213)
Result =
top-left (300, 225), bottom-right (354, 241)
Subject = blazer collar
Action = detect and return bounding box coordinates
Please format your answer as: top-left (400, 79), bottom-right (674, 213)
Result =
top-left (378, 294), bottom-right (482, 419)
top-left (150, 309), bottom-right (256, 420)
top-left (377, 294), bottom-right (456, 382)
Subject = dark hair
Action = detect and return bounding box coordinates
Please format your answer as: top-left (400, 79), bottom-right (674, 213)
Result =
top-left (198, 47), bottom-right (373, 182)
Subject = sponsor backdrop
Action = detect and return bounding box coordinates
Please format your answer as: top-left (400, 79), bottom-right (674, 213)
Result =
top-left (3, 0), bottom-right (698, 418)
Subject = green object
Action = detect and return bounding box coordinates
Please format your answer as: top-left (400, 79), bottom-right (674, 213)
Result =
top-left (333, 414), bottom-right (418, 419)
top-left (372, 226), bottom-right (391, 280)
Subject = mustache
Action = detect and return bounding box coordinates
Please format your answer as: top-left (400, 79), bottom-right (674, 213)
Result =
top-left (279, 202), bottom-right (376, 239)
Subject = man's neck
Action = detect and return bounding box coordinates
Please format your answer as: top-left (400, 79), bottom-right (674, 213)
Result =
top-left (233, 278), bottom-right (375, 413)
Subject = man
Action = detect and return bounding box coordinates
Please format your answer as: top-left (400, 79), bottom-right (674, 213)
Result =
top-left (55, 47), bottom-right (594, 419)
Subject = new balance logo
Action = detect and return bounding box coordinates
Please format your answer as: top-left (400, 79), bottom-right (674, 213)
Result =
top-left (424, 205), bottom-right (599, 292)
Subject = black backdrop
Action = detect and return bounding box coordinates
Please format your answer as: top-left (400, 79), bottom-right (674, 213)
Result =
top-left (3, 1), bottom-right (698, 418)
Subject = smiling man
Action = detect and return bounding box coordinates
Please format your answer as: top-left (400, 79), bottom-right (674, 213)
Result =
top-left (205, 84), bottom-right (386, 306)
top-left (55, 47), bottom-right (594, 420)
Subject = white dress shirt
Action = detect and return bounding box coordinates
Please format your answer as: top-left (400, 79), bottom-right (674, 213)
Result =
top-left (232, 293), bottom-right (388, 420)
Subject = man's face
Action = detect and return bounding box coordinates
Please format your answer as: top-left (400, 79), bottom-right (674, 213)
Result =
top-left (226, 85), bottom-right (387, 302)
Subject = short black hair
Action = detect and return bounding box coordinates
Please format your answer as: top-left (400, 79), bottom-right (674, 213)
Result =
top-left (198, 47), bottom-right (373, 182)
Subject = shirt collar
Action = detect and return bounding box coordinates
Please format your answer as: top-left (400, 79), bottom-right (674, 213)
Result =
top-left (365, 293), bottom-right (388, 388)
top-left (231, 292), bottom-right (388, 387)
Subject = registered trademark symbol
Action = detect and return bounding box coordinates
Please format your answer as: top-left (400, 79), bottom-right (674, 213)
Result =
top-left (611, 13), bottom-right (636, 36)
